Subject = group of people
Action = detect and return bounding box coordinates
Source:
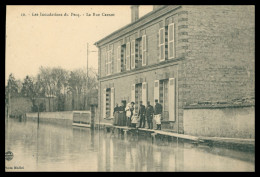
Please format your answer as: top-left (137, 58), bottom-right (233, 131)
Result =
top-left (113, 99), bottom-right (163, 130)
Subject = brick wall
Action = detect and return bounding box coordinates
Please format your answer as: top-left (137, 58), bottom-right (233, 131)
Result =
top-left (179, 5), bottom-right (255, 105)
top-left (98, 6), bottom-right (186, 78)
top-left (183, 106), bottom-right (255, 138)
top-left (99, 63), bottom-right (181, 132)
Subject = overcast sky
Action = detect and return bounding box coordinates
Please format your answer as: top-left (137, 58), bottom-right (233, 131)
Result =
top-left (6, 5), bottom-right (153, 84)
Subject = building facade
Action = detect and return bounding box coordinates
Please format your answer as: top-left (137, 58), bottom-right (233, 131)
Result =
top-left (95, 5), bottom-right (255, 137)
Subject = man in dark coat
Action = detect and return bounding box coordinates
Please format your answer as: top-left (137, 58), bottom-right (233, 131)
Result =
top-left (113, 103), bottom-right (119, 125)
top-left (118, 101), bottom-right (126, 126)
top-left (154, 99), bottom-right (163, 130)
top-left (146, 101), bottom-right (154, 129)
top-left (138, 101), bottom-right (146, 128)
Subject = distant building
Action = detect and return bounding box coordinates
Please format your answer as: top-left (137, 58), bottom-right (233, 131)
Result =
top-left (95, 5), bottom-right (254, 138)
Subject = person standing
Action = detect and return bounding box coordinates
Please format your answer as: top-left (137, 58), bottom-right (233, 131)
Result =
top-left (129, 102), bottom-right (135, 127)
top-left (154, 99), bottom-right (163, 130)
top-left (113, 103), bottom-right (119, 126)
top-left (138, 101), bottom-right (146, 128)
top-left (146, 101), bottom-right (154, 129)
top-left (118, 101), bottom-right (126, 126)
top-left (125, 102), bottom-right (132, 127)
top-left (131, 113), bottom-right (138, 128)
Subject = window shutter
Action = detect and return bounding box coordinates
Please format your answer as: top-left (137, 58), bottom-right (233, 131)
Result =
top-left (110, 87), bottom-right (115, 118)
top-left (168, 78), bottom-right (176, 121)
top-left (103, 51), bottom-right (107, 75)
top-left (159, 28), bottom-right (165, 61)
top-left (131, 40), bottom-right (135, 69)
top-left (103, 88), bottom-right (106, 118)
top-left (111, 45), bottom-right (114, 74)
top-left (131, 84), bottom-right (135, 103)
top-left (126, 42), bottom-right (130, 70)
top-left (168, 23), bottom-right (175, 59)
top-left (142, 35), bottom-right (147, 66)
top-left (154, 80), bottom-right (159, 106)
top-left (117, 46), bottom-right (121, 73)
top-left (142, 82), bottom-right (147, 107)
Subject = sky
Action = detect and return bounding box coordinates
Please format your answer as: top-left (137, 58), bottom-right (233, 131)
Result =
top-left (5, 5), bottom-right (153, 85)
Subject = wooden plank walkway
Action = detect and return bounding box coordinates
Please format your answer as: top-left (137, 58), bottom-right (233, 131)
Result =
top-left (72, 123), bottom-right (90, 128)
top-left (94, 123), bottom-right (254, 147)
top-left (200, 137), bottom-right (255, 145)
top-left (153, 130), bottom-right (200, 141)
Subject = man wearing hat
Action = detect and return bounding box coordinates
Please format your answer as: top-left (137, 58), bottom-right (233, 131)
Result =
top-left (154, 99), bottom-right (163, 130)
top-left (138, 101), bottom-right (146, 128)
top-left (146, 101), bottom-right (154, 129)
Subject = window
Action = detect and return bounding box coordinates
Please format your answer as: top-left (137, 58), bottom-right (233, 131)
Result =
top-left (159, 28), bottom-right (165, 61)
top-left (131, 40), bottom-right (135, 69)
top-left (117, 46), bottom-right (121, 73)
top-left (168, 23), bottom-right (175, 59)
top-left (121, 45), bottom-right (126, 72)
top-left (126, 42), bottom-right (130, 70)
top-left (142, 35), bottom-right (147, 66)
top-left (135, 83), bottom-right (142, 113)
top-left (103, 88), bottom-right (110, 118)
top-left (158, 23), bottom-right (175, 62)
top-left (131, 82), bottom-right (147, 114)
top-left (103, 87), bottom-right (115, 118)
top-left (154, 78), bottom-right (176, 121)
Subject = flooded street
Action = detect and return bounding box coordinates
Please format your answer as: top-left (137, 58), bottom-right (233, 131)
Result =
top-left (5, 118), bottom-right (254, 172)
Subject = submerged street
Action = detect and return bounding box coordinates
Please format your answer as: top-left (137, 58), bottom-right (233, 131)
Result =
top-left (5, 118), bottom-right (254, 172)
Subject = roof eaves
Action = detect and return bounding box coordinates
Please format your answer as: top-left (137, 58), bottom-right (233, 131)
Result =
top-left (94, 5), bottom-right (167, 46)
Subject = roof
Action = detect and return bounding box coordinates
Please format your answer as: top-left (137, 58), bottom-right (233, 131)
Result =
top-left (94, 5), bottom-right (167, 46)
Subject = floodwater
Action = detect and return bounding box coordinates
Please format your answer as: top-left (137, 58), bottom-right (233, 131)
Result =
top-left (5, 118), bottom-right (255, 172)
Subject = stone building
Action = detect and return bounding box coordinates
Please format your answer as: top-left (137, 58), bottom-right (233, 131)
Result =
top-left (94, 5), bottom-right (254, 138)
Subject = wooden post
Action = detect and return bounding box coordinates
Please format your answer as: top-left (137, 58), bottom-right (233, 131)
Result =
top-left (37, 101), bottom-right (40, 127)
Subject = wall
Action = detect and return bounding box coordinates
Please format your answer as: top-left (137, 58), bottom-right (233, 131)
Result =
top-left (9, 97), bottom-right (32, 116)
top-left (26, 111), bottom-right (73, 120)
top-left (179, 5), bottom-right (255, 105)
top-left (26, 111), bottom-right (74, 126)
top-left (98, 6), bottom-right (186, 78)
top-left (100, 63), bottom-right (181, 132)
top-left (183, 106), bottom-right (255, 138)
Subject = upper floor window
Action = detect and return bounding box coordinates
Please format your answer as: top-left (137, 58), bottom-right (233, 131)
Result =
top-left (126, 42), bottom-right (131, 71)
top-left (158, 23), bottom-right (175, 61)
top-left (117, 46), bottom-right (121, 73)
top-left (131, 40), bottom-right (136, 69)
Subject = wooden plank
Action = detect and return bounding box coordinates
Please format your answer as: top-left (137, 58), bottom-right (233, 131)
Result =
top-left (72, 123), bottom-right (91, 128)
top-left (154, 130), bottom-right (199, 141)
top-left (138, 128), bottom-right (155, 132)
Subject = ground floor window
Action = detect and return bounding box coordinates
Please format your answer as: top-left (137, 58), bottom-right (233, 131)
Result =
top-left (105, 88), bottom-right (111, 118)
top-left (135, 83), bottom-right (142, 113)
top-left (103, 87), bottom-right (115, 118)
top-left (154, 78), bottom-right (176, 121)
top-left (131, 82), bottom-right (147, 114)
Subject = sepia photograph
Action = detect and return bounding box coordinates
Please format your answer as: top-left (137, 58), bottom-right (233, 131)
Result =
top-left (5, 5), bottom-right (255, 172)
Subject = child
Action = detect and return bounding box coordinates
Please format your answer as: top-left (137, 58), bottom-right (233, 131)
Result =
top-left (131, 113), bottom-right (138, 128)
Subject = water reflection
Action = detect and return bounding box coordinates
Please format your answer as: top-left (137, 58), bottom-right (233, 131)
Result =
top-left (5, 118), bottom-right (254, 172)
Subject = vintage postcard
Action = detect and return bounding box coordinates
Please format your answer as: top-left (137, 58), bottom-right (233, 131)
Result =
top-left (5, 5), bottom-right (255, 172)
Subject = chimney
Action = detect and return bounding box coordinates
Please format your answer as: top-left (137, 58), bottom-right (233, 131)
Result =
top-left (153, 5), bottom-right (163, 11)
top-left (131, 5), bottom-right (139, 23)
